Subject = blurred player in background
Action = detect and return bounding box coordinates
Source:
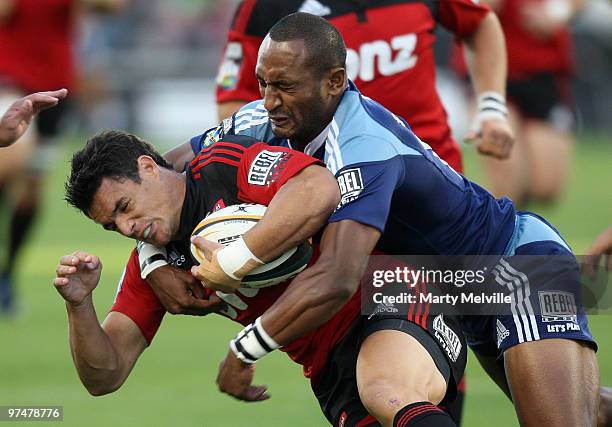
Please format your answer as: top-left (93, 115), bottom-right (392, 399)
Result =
top-left (0, 0), bottom-right (124, 316)
top-left (215, 0), bottom-right (515, 175)
top-left (453, 0), bottom-right (585, 206)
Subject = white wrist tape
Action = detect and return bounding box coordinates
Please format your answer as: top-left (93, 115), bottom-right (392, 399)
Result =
top-left (229, 317), bottom-right (281, 364)
top-left (216, 236), bottom-right (263, 280)
top-left (471, 91), bottom-right (508, 134)
top-left (137, 241), bottom-right (168, 279)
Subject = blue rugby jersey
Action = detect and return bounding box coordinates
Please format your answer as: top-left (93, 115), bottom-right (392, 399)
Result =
top-left (190, 81), bottom-right (516, 256)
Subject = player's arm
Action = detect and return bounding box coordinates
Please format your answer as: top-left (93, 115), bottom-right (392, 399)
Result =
top-left (54, 252), bottom-right (147, 396)
top-left (214, 220), bottom-right (380, 401)
top-left (462, 11), bottom-right (514, 159)
top-left (191, 143), bottom-right (340, 294)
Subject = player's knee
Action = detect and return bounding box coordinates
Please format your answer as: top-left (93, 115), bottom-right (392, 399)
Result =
top-left (359, 376), bottom-right (445, 422)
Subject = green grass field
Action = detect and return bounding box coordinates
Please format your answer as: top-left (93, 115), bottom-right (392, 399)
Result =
top-left (0, 134), bottom-right (610, 426)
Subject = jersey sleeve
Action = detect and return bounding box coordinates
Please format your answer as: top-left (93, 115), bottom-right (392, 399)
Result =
top-left (237, 142), bottom-right (323, 205)
top-left (328, 157), bottom-right (405, 232)
top-left (110, 250), bottom-right (166, 345)
top-left (437, 0), bottom-right (491, 38)
top-left (215, 0), bottom-right (264, 104)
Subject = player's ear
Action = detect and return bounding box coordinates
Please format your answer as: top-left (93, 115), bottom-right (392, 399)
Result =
top-left (137, 155), bottom-right (159, 179)
top-left (327, 67), bottom-right (346, 96)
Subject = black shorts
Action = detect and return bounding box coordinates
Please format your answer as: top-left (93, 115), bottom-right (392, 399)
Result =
top-left (35, 98), bottom-right (70, 141)
top-left (507, 73), bottom-right (574, 129)
top-left (312, 313), bottom-right (466, 426)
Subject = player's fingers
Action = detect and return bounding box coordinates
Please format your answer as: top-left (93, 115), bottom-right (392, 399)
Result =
top-left (36, 88), bottom-right (68, 99)
top-left (242, 385), bottom-right (270, 402)
top-left (56, 264), bottom-right (77, 277)
top-left (190, 236), bottom-right (221, 261)
top-left (53, 277), bottom-right (70, 287)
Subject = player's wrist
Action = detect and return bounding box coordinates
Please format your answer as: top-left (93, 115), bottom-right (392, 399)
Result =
top-left (216, 236), bottom-right (264, 280)
top-left (229, 317), bottom-right (281, 364)
top-left (137, 241), bottom-right (168, 279)
top-left (471, 91), bottom-right (508, 134)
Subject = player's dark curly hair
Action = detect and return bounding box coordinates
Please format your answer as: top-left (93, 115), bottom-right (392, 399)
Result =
top-left (268, 12), bottom-right (346, 77)
top-left (65, 130), bottom-right (172, 217)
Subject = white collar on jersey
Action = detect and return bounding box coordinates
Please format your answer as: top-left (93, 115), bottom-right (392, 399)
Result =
top-left (288, 121), bottom-right (332, 156)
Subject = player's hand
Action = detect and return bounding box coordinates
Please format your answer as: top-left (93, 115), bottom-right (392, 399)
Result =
top-left (465, 118), bottom-right (515, 159)
top-left (216, 349), bottom-right (270, 402)
top-left (582, 227), bottom-right (612, 280)
top-left (53, 251), bottom-right (102, 306)
top-left (146, 265), bottom-right (226, 316)
top-left (0, 89), bottom-right (68, 147)
top-left (190, 236), bottom-right (242, 294)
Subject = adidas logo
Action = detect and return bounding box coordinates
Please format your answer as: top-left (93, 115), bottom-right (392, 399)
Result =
top-left (298, 0), bottom-right (331, 16)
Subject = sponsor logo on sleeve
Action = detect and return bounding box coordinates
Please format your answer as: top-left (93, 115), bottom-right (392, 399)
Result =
top-left (433, 314), bottom-right (462, 362)
top-left (336, 168), bottom-right (364, 207)
top-left (247, 150), bottom-right (292, 186)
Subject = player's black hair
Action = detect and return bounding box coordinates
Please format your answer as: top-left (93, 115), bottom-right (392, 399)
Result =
top-left (268, 12), bottom-right (346, 76)
top-left (65, 130), bottom-right (172, 217)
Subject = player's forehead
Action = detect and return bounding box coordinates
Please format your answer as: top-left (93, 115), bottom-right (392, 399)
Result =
top-left (256, 38), bottom-right (309, 80)
top-left (88, 177), bottom-right (131, 222)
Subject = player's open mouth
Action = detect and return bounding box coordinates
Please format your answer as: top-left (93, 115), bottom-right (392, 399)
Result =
top-left (269, 116), bottom-right (290, 127)
top-left (143, 223), bottom-right (152, 240)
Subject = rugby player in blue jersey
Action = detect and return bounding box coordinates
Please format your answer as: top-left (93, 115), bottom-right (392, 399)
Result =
top-left (167, 13), bottom-right (602, 427)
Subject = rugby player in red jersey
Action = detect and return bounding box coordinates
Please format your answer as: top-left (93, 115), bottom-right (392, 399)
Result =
top-left (55, 130), bottom-right (465, 426)
top-left (214, 0), bottom-right (515, 174)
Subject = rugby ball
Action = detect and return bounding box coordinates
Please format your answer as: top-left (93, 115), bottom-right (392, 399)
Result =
top-left (190, 203), bottom-right (313, 288)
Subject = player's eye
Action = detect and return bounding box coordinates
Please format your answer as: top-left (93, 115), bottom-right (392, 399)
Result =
top-left (121, 200), bottom-right (130, 213)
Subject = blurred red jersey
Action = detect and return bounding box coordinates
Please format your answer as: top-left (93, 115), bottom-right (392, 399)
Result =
top-left (452, 0), bottom-right (573, 79)
top-left (215, 0), bottom-right (492, 173)
top-left (0, 0), bottom-right (76, 92)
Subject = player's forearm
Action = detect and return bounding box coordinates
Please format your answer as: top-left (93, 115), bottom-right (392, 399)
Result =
top-left (244, 166), bottom-right (340, 263)
top-left (259, 221), bottom-right (379, 345)
top-left (66, 297), bottom-right (123, 395)
top-left (464, 12), bottom-right (507, 96)
top-left (260, 258), bottom-right (360, 344)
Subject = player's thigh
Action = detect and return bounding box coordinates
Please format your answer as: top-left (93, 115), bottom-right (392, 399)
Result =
top-left (504, 338), bottom-right (599, 427)
top-left (356, 329), bottom-right (448, 426)
top-left (523, 119), bottom-right (573, 201)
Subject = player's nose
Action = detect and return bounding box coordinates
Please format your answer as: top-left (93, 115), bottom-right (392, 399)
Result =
top-left (262, 86), bottom-right (282, 112)
top-left (116, 216), bottom-right (136, 238)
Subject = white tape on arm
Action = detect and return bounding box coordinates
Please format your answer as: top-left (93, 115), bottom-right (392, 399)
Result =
top-left (137, 241), bottom-right (168, 279)
top-left (216, 236), bottom-right (263, 280)
top-left (229, 317), bottom-right (281, 364)
top-left (471, 91), bottom-right (509, 134)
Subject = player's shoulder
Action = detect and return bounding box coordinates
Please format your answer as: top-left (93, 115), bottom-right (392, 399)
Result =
top-left (234, 0), bottom-right (303, 37)
top-left (329, 85), bottom-right (424, 168)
